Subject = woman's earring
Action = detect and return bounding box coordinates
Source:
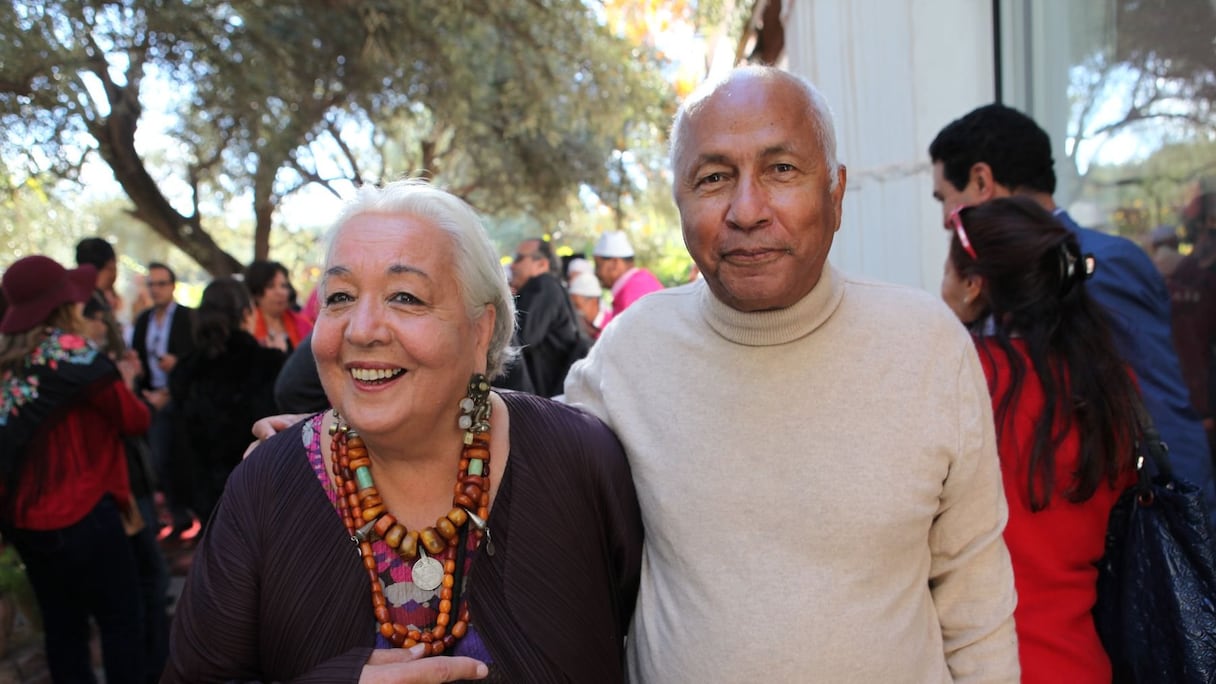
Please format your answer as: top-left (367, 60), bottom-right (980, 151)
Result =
top-left (457, 374), bottom-right (492, 440)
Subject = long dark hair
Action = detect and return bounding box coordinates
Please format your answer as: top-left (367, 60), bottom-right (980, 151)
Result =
top-left (949, 196), bottom-right (1139, 509)
top-left (194, 277), bottom-right (252, 359)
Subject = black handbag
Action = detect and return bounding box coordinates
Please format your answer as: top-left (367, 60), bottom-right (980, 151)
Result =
top-left (1094, 400), bottom-right (1216, 683)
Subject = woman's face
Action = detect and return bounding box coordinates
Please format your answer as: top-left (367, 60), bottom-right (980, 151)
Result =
top-left (312, 212), bottom-right (494, 441)
top-left (257, 271), bottom-right (291, 317)
top-left (940, 256), bottom-right (984, 324)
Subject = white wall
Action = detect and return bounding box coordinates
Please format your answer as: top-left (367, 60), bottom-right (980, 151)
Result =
top-left (781, 0), bottom-right (996, 291)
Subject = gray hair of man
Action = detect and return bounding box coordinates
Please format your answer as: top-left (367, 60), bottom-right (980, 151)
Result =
top-left (668, 65), bottom-right (842, 192)
top-left (323, 178), bottom-right (519, 380)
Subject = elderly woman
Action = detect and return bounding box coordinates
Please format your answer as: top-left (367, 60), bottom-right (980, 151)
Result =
top-left (0, 255), bottom-right (151, 682)
top-left (166, 180), bottom-right (642, 682)
top-left (940, 196), bottom-right (1139, 683)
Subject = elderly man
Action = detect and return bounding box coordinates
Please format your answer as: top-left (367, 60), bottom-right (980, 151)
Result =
top-left (930, 105), bottom-right (1216, 533)
top-left (568, 271), bottom-right (604, 340)
top-left (510, 237), bottom-right (584, 397)
top-left (566, 66), bottom-right (1019, 682)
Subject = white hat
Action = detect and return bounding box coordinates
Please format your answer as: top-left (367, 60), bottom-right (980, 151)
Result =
top-left (593, 231), bottom-right (635, 258)
top-left (568, 272), bottom-right (602, 298)
top-left (567, 257), bottom-right (593, 278)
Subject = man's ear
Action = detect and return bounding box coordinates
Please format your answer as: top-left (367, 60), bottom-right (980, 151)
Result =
top-left (969, 162), bottom-right (999, 202)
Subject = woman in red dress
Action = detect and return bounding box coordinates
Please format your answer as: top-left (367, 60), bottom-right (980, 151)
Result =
top-left (940, 197), bottom-right (1139, 683)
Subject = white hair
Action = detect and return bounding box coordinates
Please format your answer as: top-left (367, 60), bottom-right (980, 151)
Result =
top-left (669, 66), bottom-right (841, 191)
top-left (323, 179), bottom-right (518, 379)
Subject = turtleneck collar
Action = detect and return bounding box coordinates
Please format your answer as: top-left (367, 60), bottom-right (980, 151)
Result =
top-left (699, 264), bottom-right (845, 346)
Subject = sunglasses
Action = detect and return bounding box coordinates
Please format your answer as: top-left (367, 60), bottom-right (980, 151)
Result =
top-left (947, 205), bottom-right (978, 261)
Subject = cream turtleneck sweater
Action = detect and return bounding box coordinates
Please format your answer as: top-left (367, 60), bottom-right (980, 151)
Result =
top-left (566, 265), bottom-right (1019, 683)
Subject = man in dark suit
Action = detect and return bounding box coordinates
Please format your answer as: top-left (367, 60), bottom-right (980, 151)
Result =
top-left (509, 238), bottom-right (586, 397)
top-left (929, 104), bottom-right (1216, 533)
top-left (131, 262), bottom-right (196, 540)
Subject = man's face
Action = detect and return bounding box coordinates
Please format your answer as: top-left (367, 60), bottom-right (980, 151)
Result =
top-left (570, 293), bottom-right (600, 323)
top-left (509, 240), bottom-right (548, 291)
top-left (146, 266), bottom-right (175, 308)
top-left (673, 74), bottom-right (846, 312)
top-left (931, 161), bottom-right (985, 227)
top-left (593, 256), bottom-right (624, 289)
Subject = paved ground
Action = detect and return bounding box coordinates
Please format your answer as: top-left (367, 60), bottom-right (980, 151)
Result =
top-left (0, 524), bottom-right (197, 683)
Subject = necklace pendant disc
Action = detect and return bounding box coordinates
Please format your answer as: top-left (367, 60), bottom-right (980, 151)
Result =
top-left (412, 555), bottom-right (443, 591)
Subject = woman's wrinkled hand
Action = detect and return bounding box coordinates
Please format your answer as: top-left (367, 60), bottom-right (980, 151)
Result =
top-left (243, 413), bottom-right (309, 459)
top-left (358, 646), bottom-right (488, 683)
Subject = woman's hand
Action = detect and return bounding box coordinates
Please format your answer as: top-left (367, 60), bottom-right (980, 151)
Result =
top-left (142, 387), bottom-right (170, 411)
top-left (243, 413), bottom-right (310, 459)
top-left (117, 349), bottom-right (142, 389)
top-left (359, 646), bottom-right (488, 683)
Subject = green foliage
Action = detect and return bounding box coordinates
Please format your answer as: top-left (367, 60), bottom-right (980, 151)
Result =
top-left (1081, 138), bottom-right (1216, 241)
top-left (0, 0), bottom-right (677, 274)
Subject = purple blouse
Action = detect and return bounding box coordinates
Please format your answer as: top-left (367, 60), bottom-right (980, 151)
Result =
top-left (304, 414), bottom-right (492, 661)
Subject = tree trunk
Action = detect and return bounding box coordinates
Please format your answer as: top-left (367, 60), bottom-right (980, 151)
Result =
top-left (90, 82), bottom-right (243, 277)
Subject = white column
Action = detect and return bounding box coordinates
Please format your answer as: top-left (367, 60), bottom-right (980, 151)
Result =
top-left (781, 0), bottom-right (996, 290)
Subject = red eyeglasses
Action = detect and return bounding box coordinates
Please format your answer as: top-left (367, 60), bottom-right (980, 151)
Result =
top-left (947, 205), bottom-right (978, 261)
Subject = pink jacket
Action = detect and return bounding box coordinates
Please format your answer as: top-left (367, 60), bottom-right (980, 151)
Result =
top-left (602, 268), bottom-right (663, 327)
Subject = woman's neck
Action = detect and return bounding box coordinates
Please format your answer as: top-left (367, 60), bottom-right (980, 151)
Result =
top-left (323, 392), bottom-right (509, 531)
top-left (262, 309), bottom-right (286, 331)
top-left (350, 418), bottom-right (470, 528)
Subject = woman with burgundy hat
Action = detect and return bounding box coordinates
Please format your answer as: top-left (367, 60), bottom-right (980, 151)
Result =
top-left (0, 255), bottom-right (151, 682)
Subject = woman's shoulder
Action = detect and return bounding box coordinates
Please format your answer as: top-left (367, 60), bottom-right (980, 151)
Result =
top-left (237, 415), bottom-right (320, 483)
top-left (501, 390), bottom-right (618, 444)
top-left (500, 390), bottom-right (627, 476)
top-left (215, 332), bottom-right (287, 375)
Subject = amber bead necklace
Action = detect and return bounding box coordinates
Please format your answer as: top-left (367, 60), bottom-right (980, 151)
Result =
top-left (330, 375), bottom-right (493, 655)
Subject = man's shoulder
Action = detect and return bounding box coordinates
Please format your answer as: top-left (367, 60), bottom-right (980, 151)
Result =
top-left (172, 303), bottom-right (196, 322)
top-left (634, 268), bottom-right (664, 287)
top-left (1075, 225), bottom-right (1155, 268)
top-left (613, 280), bottom-right (697, 316)
top-left (519, 272), bottom-right (564, 299)
top-left (131, 307), bottom-right (151, 332)
top-left (1072, 226), bottom-right (1169, 304)
top-left (837, 273), bottom-right (969, 340)
top-left (841, 273), bottom-right (951, 312)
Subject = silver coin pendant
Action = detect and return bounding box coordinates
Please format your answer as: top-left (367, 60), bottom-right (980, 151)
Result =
top-left (411, 556), bottom-right (443, 592)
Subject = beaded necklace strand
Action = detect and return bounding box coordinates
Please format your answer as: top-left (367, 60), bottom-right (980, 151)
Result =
top-left (329, 377), bottom-right (493, 655)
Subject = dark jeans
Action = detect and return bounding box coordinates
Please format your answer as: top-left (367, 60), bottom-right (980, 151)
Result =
top-left (150, 400), bottom-right (192, 528)
top-left (131, 495), bottom-right (170, 682)
top-left (7, 495), bottom-right (145, 683)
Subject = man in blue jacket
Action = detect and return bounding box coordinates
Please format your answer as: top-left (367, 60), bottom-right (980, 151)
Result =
top-left (929, 104), bottom-right (1216, 533)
